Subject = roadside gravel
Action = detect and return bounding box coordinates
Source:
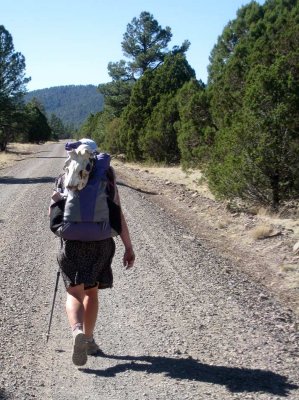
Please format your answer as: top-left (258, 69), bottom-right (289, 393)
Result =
top-left (0, 142), bottom-right (298, 399)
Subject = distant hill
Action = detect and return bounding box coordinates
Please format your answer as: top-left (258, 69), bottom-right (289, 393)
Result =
top-left (25, 85), bottom-right (104, 128)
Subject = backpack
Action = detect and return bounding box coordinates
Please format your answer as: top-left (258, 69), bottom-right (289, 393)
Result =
top-left (49, 152), bottom-right (122, 241)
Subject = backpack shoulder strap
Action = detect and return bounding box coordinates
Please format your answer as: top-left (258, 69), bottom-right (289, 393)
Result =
top-left (55, 173), bottom-right (66, 192)
top-left (96, 153), bottom-right (111, 170)
top-left (106, 166), bottom-right (116, 201)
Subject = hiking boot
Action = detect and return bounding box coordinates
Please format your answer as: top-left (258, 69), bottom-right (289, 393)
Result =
top-left (87, 339), bottom-right (103, 355)
top-left (72, 332), bottom-right (88, 366)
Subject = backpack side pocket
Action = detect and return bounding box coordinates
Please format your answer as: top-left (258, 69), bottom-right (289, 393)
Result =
top-left (49, 199), bottom-right (66, 233)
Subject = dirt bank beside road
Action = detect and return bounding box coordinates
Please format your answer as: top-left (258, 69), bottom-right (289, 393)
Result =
top-left (113, 161), bottom-right (299, 317)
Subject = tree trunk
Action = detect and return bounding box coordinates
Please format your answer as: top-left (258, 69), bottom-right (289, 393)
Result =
top-left (0, 141), bottom-right (7, 152)
top-left (270, 173), bottom-right (280, 211)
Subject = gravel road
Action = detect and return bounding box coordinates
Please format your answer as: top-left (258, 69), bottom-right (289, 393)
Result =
top-left (0, 142), bottom-right (298, 400)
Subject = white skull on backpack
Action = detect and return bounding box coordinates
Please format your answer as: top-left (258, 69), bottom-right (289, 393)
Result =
top-left (64, 144), bottom-right (95, 191)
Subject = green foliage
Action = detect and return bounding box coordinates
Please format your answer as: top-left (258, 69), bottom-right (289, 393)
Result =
top-left (104, 117), bottom-right (122, 154)
top-left (141, 94), bottom-right (180, 163)
top-left (242, 60), bottom-right (299, 207)
top-left (176, 79), bottom-right (214, 168)
top-left (25, 85), bottom-right (104, 129)
top-left (80, 112), bottom-right (105, 146)
top-left (24, 101), bottom-right (52, 143)
top-left (206, 125), bottom-right (248, 201)
top-left (208, 1), bottom-right (264, 128)
top-left (99, 11), bottom-right (191, 130)
top-left (121, 11), bottom-right (172, 76)
top-left (0, 25), bottom-right (30, 102)
top-left (98, 80), bottom-right (133, 118)
top-left (49, 113), bottom-right (68, 140)
top-left (118, 69), bottom-right (155, 160)
top-left (206, 0), bottom-right (299, 208)
top-left (0, 105), bottom-right (25, 150)
top-left (0, 25), bottom-right (30, 150)
top-left (120, 54), bottom-right (195, 161)
top-left (149, 53), bottom-right (196, 100)
top-left (78, 109), bottom-right (123, 154)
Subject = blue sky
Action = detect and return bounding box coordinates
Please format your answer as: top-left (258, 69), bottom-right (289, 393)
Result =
top-left (2, 0), bottom-right (264, 91)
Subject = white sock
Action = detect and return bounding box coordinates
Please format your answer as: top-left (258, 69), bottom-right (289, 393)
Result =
top-left (72, 323), bottom-right (83, 337)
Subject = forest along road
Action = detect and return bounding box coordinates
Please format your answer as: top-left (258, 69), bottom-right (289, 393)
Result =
top-left (0, 142), bottom-right (298, 400)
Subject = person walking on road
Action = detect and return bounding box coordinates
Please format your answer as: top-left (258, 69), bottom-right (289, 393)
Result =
top-left (49, 138), bottom-right (135, 366)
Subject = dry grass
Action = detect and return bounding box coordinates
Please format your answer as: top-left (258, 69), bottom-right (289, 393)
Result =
top-left (217, 217), bottom-right (232, 229)
top-left (257, 207), bottom-right (273, 217)
top-left (117, 160), bottom-right (299, 240)
top-left (250, 224), bottom-right (274, 240)
top-left (279, 264), bottom-right (299, 300)
top-left (117, 162), bottom-right (215, 200)
top-left (280, 264), bottom-right (299, 272)
top-left (0, 142), bottom-right (42, 169)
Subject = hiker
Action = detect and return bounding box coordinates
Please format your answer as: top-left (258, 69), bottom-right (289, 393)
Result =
top-left (49, 138), bottom-right (135, 366)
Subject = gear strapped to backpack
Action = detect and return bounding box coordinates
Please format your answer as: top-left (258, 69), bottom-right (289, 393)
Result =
top-left (49, 142), bottom-right (122, 241)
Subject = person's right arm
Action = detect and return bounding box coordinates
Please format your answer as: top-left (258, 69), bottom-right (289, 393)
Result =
top-left (114, 187), bottom-right (135, 269)
top-left (109, 167), bottom-right (135, 269)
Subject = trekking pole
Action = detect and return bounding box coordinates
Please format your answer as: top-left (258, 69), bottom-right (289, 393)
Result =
top-left (46, 268), bottom-right (60, 343)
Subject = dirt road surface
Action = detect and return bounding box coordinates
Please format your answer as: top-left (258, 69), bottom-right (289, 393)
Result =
top-left (0, 142), bottom-right (298, 400)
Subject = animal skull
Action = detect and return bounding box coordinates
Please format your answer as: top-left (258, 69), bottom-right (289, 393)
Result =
top-left (64, 144), bottom-right (95, 190)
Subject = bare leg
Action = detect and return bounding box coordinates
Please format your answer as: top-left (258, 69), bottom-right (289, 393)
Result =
top-left (83, 286), bottom-right (99, 338)
top-left (66, 284), bottom-right (88, 366)
top-left (66, 284), bottom-right (85, 329)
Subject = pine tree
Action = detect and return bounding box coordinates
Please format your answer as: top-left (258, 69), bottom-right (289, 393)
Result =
top-left (0, 25), bottom-right (30, 150)
top-left (176, 79), bottom-right (214, 168)
top-left (120, 54), bottom-right (195, 161)
top-left (206, 0), bottom-right (299, 208)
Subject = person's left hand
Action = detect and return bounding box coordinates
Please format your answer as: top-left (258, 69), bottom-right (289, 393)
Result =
top-left (123, 247), bottom-right (135, 269)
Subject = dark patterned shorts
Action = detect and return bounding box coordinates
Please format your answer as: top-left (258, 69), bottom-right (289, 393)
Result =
top-left (57, 238), bottom-right (116, 290)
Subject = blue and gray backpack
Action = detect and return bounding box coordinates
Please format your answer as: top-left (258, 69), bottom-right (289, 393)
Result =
top-left (50, 147), bottom-right (122, 241)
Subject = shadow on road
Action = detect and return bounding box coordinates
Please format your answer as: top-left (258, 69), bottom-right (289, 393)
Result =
top-left (0, 176), bottom-right (54, 184)
top-left (0, 176), bottom-right (157, 194)
top-left (117, 180), bottom-right (158, 195)
top-left (0, 388), bottom-right (11, 399)
top-left (34, 156), bottom-right (66, 159)
top-left (4, 150), bottom-right (49, 156)
top-left (80, 354), bottom-right (298, 397)
top-left (14, 156), bottom-right (66, 161)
